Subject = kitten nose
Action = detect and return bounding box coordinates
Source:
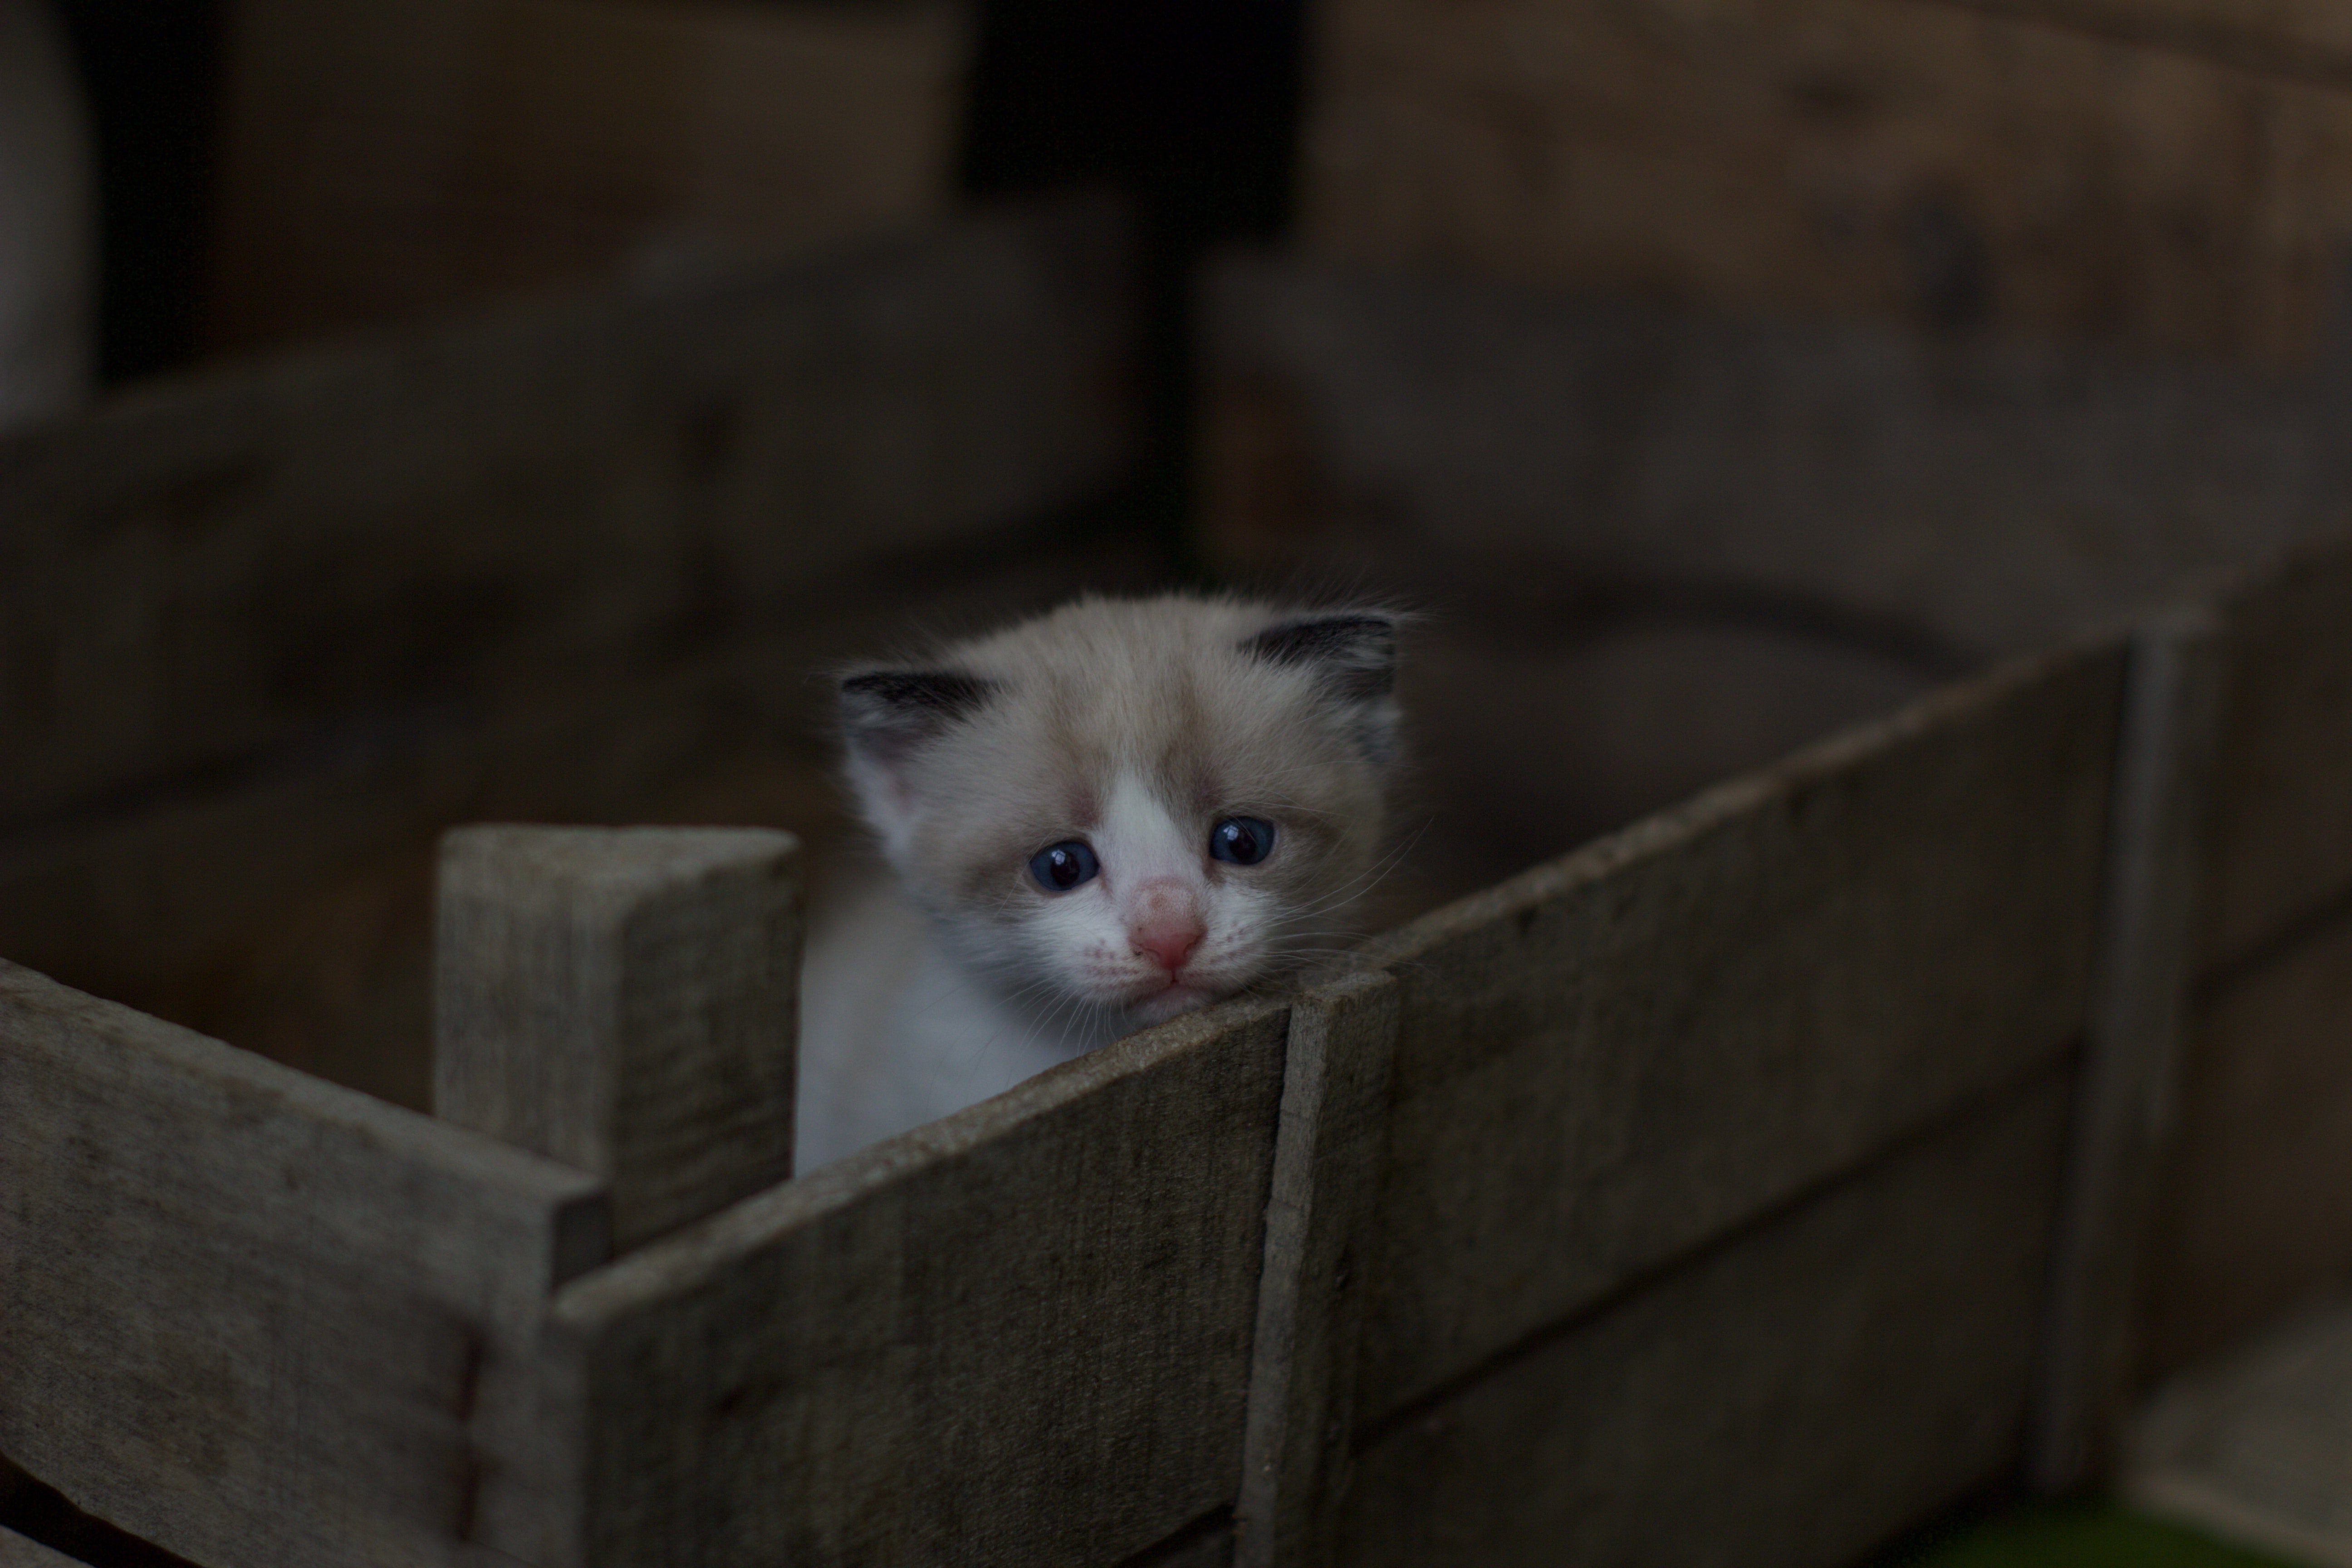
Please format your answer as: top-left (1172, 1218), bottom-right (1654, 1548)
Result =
top-left (1133, 924), bottom-right (1203, 973)
top-left (1129, 879), bottom-right (1205, 973)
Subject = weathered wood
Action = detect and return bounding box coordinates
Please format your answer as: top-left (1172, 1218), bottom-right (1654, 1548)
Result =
top-left (1349, 642), bottom-right (2122, 1418)
top-left (1300, 0), bottom-right (2352, 359)
top-left (545, 996), bottom-right (1291, 1565)
top-left (1201, 255), bottom-right (2352, 664)
top-left (0, 198), bottom-right (1133, 830)
top-left (2130, 1297), bottom-right (2352, 1568)
top-left (0, 531), bottom-right (1153, 1112)
top-left (2198, 539), bottom-right (2352, 971)
top-left (0, 1528), bottom-right (77, 1568)
top-left (1235, 971), bottom-right (1399, 1568)
top-left (436, 825), bottom-right (801, 1251)
top-left (2142, 909), bottom-right (2352, 1378)
top-left (206, 0), bottom-right (970, 350)
top-left (1338, 1069), bottom-right (2074, 1568)
top-left (0, 959), bottom-right (608, 1568)
top-left (2030, 607), bottom-right (2223, 1491)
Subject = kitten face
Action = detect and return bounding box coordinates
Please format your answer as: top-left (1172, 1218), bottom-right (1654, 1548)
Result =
top-left (839, 594), bottom-right (1400, 1036)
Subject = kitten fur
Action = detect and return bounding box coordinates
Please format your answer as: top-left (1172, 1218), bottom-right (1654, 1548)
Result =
top-left (795, 592), bottom-right (1401, 1170)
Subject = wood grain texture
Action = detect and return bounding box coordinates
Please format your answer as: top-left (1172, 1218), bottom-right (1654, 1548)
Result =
top-left (2142, 909), bottom-right (2352, 1379)
top-left (546, 996), bottom-right (1291, 1566)
top-left (2031, 608), bottom-right (2223, 1490)
top-left (0, 1528), bottom-right (77, 1568)
top-left (1349, 642), bottom-right (2122, 1418)
top-left (1338, 1071), bottom-right (2073, 1568)
top-left (0, 959), bottom-right (608, 1568)
top-left (0, 198), bottom-right (1132, 829)
top-left (2199, 539), bottom-right (2352, 970)
top-left (1200, 255), bottom-right (2352, 664)
top-left (436, 825), bottom-right (801, 1251)
top-left (1235, 972), bottom-right (1399, 1568)
top-left (0, 532), bottom-right (1155, 1114)
top-left (206, 0), bottom-right (970, 349)
top-left (1301, 0), bottom-right (2352, 359)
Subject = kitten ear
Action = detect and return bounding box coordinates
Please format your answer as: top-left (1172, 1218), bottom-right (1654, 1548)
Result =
top-left (838, 668), bottom-right (994, 849)
top-left (1241, 611), bottom-right (1398, 701)
top-left (1240, 610), bottom-right (1402, 761)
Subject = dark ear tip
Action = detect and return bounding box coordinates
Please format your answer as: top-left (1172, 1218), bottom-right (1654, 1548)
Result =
top-left (838, 668), bottom-right (995, 732)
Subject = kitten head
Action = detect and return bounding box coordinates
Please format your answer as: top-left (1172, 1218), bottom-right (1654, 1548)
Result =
top-left (838, 593), bottom-right (1401, 1032)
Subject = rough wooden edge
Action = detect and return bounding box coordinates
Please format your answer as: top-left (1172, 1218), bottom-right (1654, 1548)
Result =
top-left (551, 990), bottom-right (1289, 1317)
top-left (0, 1528), bottom-right (77, 1568)
top-left (2029, 605), bottom-right (2225, 1491)
top-left (0, 956), bottom-right (611, 1285)
top-left (1235, 970), bottom-right (1401, 1568)
top-left (434, 824), bottom-right (802, 1253)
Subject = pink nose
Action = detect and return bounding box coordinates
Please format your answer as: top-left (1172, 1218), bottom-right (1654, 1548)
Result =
top-left (1133, 924), bottom-right (1204, 973)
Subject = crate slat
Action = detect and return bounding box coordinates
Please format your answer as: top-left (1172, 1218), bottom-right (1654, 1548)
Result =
top-left (2145, 911), bottom-right (2352, 1377)
top-left (545, 996), bottom-right (1290, 1566)
top-left (0, 960), bottom-right (607, 1568)
top-left (1338, 1070), bottom-right (2073, 1568)
top-left (2200, 543), bottom-right (2352, 970)
top-left (435, 825), bottom-right (803, 1252)
top-left (1351, 642), bottom-right (2123, 1418)
top-left (0, 200), bottom-right (1133, 829)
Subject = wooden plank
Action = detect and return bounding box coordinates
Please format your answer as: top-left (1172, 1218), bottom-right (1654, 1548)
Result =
top-left (2030, 607), bottom-right (2224, 1490)
top-left (0, 197), bottom-right (1134, 828)
top-left (2130, 1297), bottom-right (2352, 1568)
top-left (0, 960), bottom-right (608, 1568)
top-left (1200, 255), bottom-right (2352, 664)
top-left (1349, 641), bottom-right (2122, 1418)
top-left (1300, 0), bottom-right (2352, 359)
top-left (0, 1528), bottom-right (78, 1568)
top-left (2141, 909), bottom-right (2352, 1378)
top-left (545, 996), bottom-right (1291, 1565)
top-left (436, 825), bottom-right (802, 1251)
top-left (206, 0), bottom-right (970, 350)
top-left (1235, 971), bottom-right (1399, 1568)
top-left (2198, 539), bottom-right (2352, 970)
top-left (0, 530), bottom-right (1154, 1115)
top-left (1338, 1069), bottom-right (2073, 1568)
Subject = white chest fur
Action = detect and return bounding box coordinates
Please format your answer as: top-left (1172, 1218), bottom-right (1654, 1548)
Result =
top-left (794, 877), bottom-right (1100, 1172)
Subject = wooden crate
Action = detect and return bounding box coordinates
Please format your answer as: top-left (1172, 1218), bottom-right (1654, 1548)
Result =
top-left (0, 196), bottom-right (1137, 1109)
top-left (12, 534), bottom-right (2345, 1562)
top-left (6, 184), bottom-right (2352, 1566)
top-left (1299, 0), bottom-right (2352, 359)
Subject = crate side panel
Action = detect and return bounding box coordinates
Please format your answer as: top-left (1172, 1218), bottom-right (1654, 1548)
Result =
top-left (1338, 1070), bottom-right (2071, 1568)
top-left (0, 960), bottom-right (604, 1568)
top-left (551, 998), bottom-right (1289, 1566)
top-left (1199, 256), bottom-right (2352, 665)
top-left (0, 199), bottom-right (1133, 827)
top-left (2200, 541), bottom-right (2352, 970)
top-left (1355, 644), bottom-right (2122, 1415)
top-left (2144, 910), bottom-right (2352, 1378)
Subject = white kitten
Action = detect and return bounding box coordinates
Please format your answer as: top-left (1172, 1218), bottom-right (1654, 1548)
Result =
top-left (794, 593), bottom-right (1402, 1171)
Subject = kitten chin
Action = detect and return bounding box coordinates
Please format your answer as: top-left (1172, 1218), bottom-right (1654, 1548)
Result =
top-left (794, 592), bottom-right (1403, 1171)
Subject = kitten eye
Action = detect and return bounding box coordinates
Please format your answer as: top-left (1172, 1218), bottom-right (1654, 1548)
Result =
top-left (1209, 817), bottom-right (1276, 867)
top-left (1029, 840), bottom-right (1100, 892)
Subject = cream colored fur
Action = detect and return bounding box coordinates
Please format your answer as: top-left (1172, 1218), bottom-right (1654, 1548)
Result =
top-left (795, 593), bottom-right (1401, 1170)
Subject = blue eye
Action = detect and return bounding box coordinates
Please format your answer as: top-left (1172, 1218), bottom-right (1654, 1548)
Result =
top-left (1210, 817), bottom-right (1276, 866)
top-left (1029, 840), bottom-right (1099, 892)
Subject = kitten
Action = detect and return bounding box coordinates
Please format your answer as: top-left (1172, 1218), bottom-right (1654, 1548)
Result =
top-left (794, 593), bottom-right (1401, 1171)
